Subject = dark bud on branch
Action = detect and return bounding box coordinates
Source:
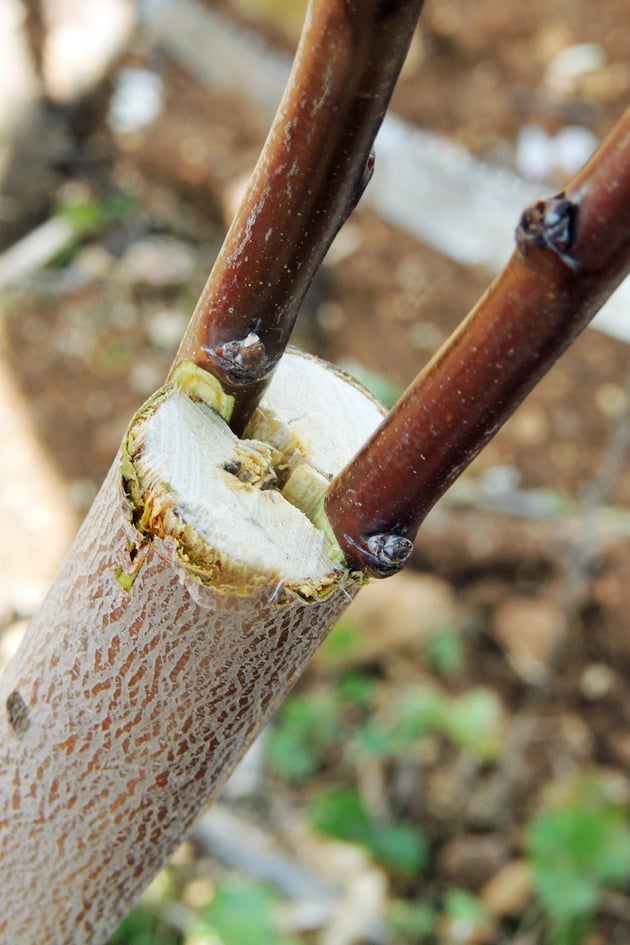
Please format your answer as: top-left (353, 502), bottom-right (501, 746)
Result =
top-left (203, 333), bottom-right (270, 387)
top-left (170, 0), bottom-right (425, 432)
top-left (344, 532), bottom-right (414, 579)
top-left (326, 106), bottom-right (630, 578)
top-left (517, 192), bottom-right (580, 271)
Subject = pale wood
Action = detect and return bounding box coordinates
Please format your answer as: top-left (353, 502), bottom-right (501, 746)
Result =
top-left (0, 350), bottom-right (383, 944)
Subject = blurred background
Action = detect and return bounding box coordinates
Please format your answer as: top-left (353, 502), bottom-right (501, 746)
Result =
top-left (1, 1), bottom-right (630, 943)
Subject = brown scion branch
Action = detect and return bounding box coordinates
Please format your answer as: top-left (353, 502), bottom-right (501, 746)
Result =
top-left (325, 106), bottom-right (630, 577)
top-left (170, 0), bottom-right (424, 433)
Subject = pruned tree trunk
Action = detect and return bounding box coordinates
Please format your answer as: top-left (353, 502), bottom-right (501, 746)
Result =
top-left (0, 351), bottom-right (383, 944)
top-left (0, 3), bottom-right (424, 939)
top-left (1, 0), bottom-right (626, 936)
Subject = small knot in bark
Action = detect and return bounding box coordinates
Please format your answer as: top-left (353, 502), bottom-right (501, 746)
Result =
top-left (517, 191), bottom-right (580, 271)
top-left (204, 332), bottom-right (270, 386)
top-left (6, 690), bottom-right (29, 737)
top-left (346, 531), bottom-right (413, 578)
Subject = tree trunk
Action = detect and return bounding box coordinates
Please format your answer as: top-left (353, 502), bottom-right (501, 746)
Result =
top-left (0, 350), bottom-right (383, 944)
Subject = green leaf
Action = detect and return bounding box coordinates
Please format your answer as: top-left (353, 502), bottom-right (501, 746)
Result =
top-left (58, 197), bottom-right (105, 231)
top-left (443, 888), bottom-right (488, 925)
top-left (309, 786), bottom-right (371, 843)
top-left (309, 787), bottom-right (427, 876)
top-left (441, 890), bottom-right (491, 941)
top-left (529, 805), bottom-right (630, 910)
top-left (198, 878), bottom-right (298, 945)
top-left (527, 795), bottom-right (630, 942)
top-left (369, 821), bottom-right (429, 876)
top-left (266, 692), bottom-right (341, 781)
top-left (336, 670), bottom-right (377, 708)
top-left (354, 688), bottom-right (446, 759)
top-left (386, 898), bottom-right (436, 944)
top-left (442, 688), bottom-right (504, 759)
top-left (319, 620), bottom-right (364, 664)
top-left (394, 689), bottom-right (447, 745)
top-left (108, 906), bottom-right (182, 945)
top-left (426, 628), bottom-right (465, 677)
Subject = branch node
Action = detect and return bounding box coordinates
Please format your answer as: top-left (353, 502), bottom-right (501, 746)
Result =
top-left (346, 531), bottom-right (414, 579)
top-left (517, 191), bottom-right (581, 271)
top-left (203, 332), bottom-right (271, 387)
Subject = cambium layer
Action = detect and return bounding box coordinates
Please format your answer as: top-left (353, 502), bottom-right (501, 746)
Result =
top-left (0, 350), bottom-right (383, 944)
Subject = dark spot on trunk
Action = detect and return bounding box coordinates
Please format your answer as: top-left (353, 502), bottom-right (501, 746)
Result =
top-left (6, 690), bottom-right (29, 737)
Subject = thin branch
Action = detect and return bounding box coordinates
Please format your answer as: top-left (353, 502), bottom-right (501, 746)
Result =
top-left (325, 106), bottom-right (630, 577)
top-left (170, 0), bottom-right (424, 432)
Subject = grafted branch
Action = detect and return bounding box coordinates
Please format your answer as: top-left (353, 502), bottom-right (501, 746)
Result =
top-left (325, 107), bottom-right (630, 577)
top-left (171, 0), bottom-right (424, 432)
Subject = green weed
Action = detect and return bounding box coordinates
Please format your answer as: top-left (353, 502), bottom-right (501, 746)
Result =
top-left (526, 777), bottom-right (630, 945)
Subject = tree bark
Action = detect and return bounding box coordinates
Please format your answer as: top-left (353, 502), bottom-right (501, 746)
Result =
top-left (172, 0), bottom-right (424, 432)
top-left (325, 106), bottom-right (630, 575)
top-left (0, 351), bottom-right (383, 944)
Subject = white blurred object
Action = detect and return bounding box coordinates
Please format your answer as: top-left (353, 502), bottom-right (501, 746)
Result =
top-left (545, 43), bottom-right (607, 95)
top-left (515, 124), bottom-right (553, 181)
top-left (516, 123), bottom-right (599, 181)
top-left (108, 68), bottom-right (165, 133)
top-left (119, 235), bottom-right (196, 287)
top-left (554, 125), bottom-right (599, 174)
top-left (371, 113), bottom-right (537, 269)
top-left (0, 357), bottom-right (78, 626)
top-left (219, 732), bottom-right (267, 800)
top-left (45, 0), bottom-right (136, 102)
top-left (0, 0), bottom-right (40, 128)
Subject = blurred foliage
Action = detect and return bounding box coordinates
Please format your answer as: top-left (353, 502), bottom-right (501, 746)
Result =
top-left (266, 669), bottom-right (379, 782)
top-left (58, 190), bottom-right (137, 232)
top-left (355, 687), bottom-right (445, 758)
top-left (317, 619), bottom-right (365, 664)
top-left (108, 906), bottom-right (182, 945)
top-left (354, 685), bottom-right (504, 762)
top-left (339, 359), bottom-right (404, 409)
top-left (425, 627), bottom-right (465, 678)
top-left (439, 888), bottom-right (493, 944)
top-left (109, 874), bottom-right (300, 945)
top-left (265, 689), bottom-right (342, 782)
top-left (192, 877), bottom-right (300, 945)
top-left (385, 889), bottom-right (491, 945)
top-left (526, 776), bottom-right (630, 945)
top-left (309, 786), bottom-right (428, 877)
top-left (335, 669), bottom-right (377, 708)
top-left (386, 898), bottom-right (437, 944)
top-left (49, 189), bottom-right (137, 268)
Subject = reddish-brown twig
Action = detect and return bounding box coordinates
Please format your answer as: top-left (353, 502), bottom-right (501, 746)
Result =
top-left (170, 0), bottom-right (424, 432)
top-left (325, 106), bottom-right (630, 577)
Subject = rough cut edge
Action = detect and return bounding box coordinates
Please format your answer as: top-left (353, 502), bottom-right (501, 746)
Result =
top-left (124, 388), bottom-right (344, 596)
top-left (0, 349), bottom-right (380, 944)
top-left (122, 347), bottom-right (385, 603)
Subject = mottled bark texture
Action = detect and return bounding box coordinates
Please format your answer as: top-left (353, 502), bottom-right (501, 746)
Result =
top-left (0, 353), bottom-right (382, 944)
